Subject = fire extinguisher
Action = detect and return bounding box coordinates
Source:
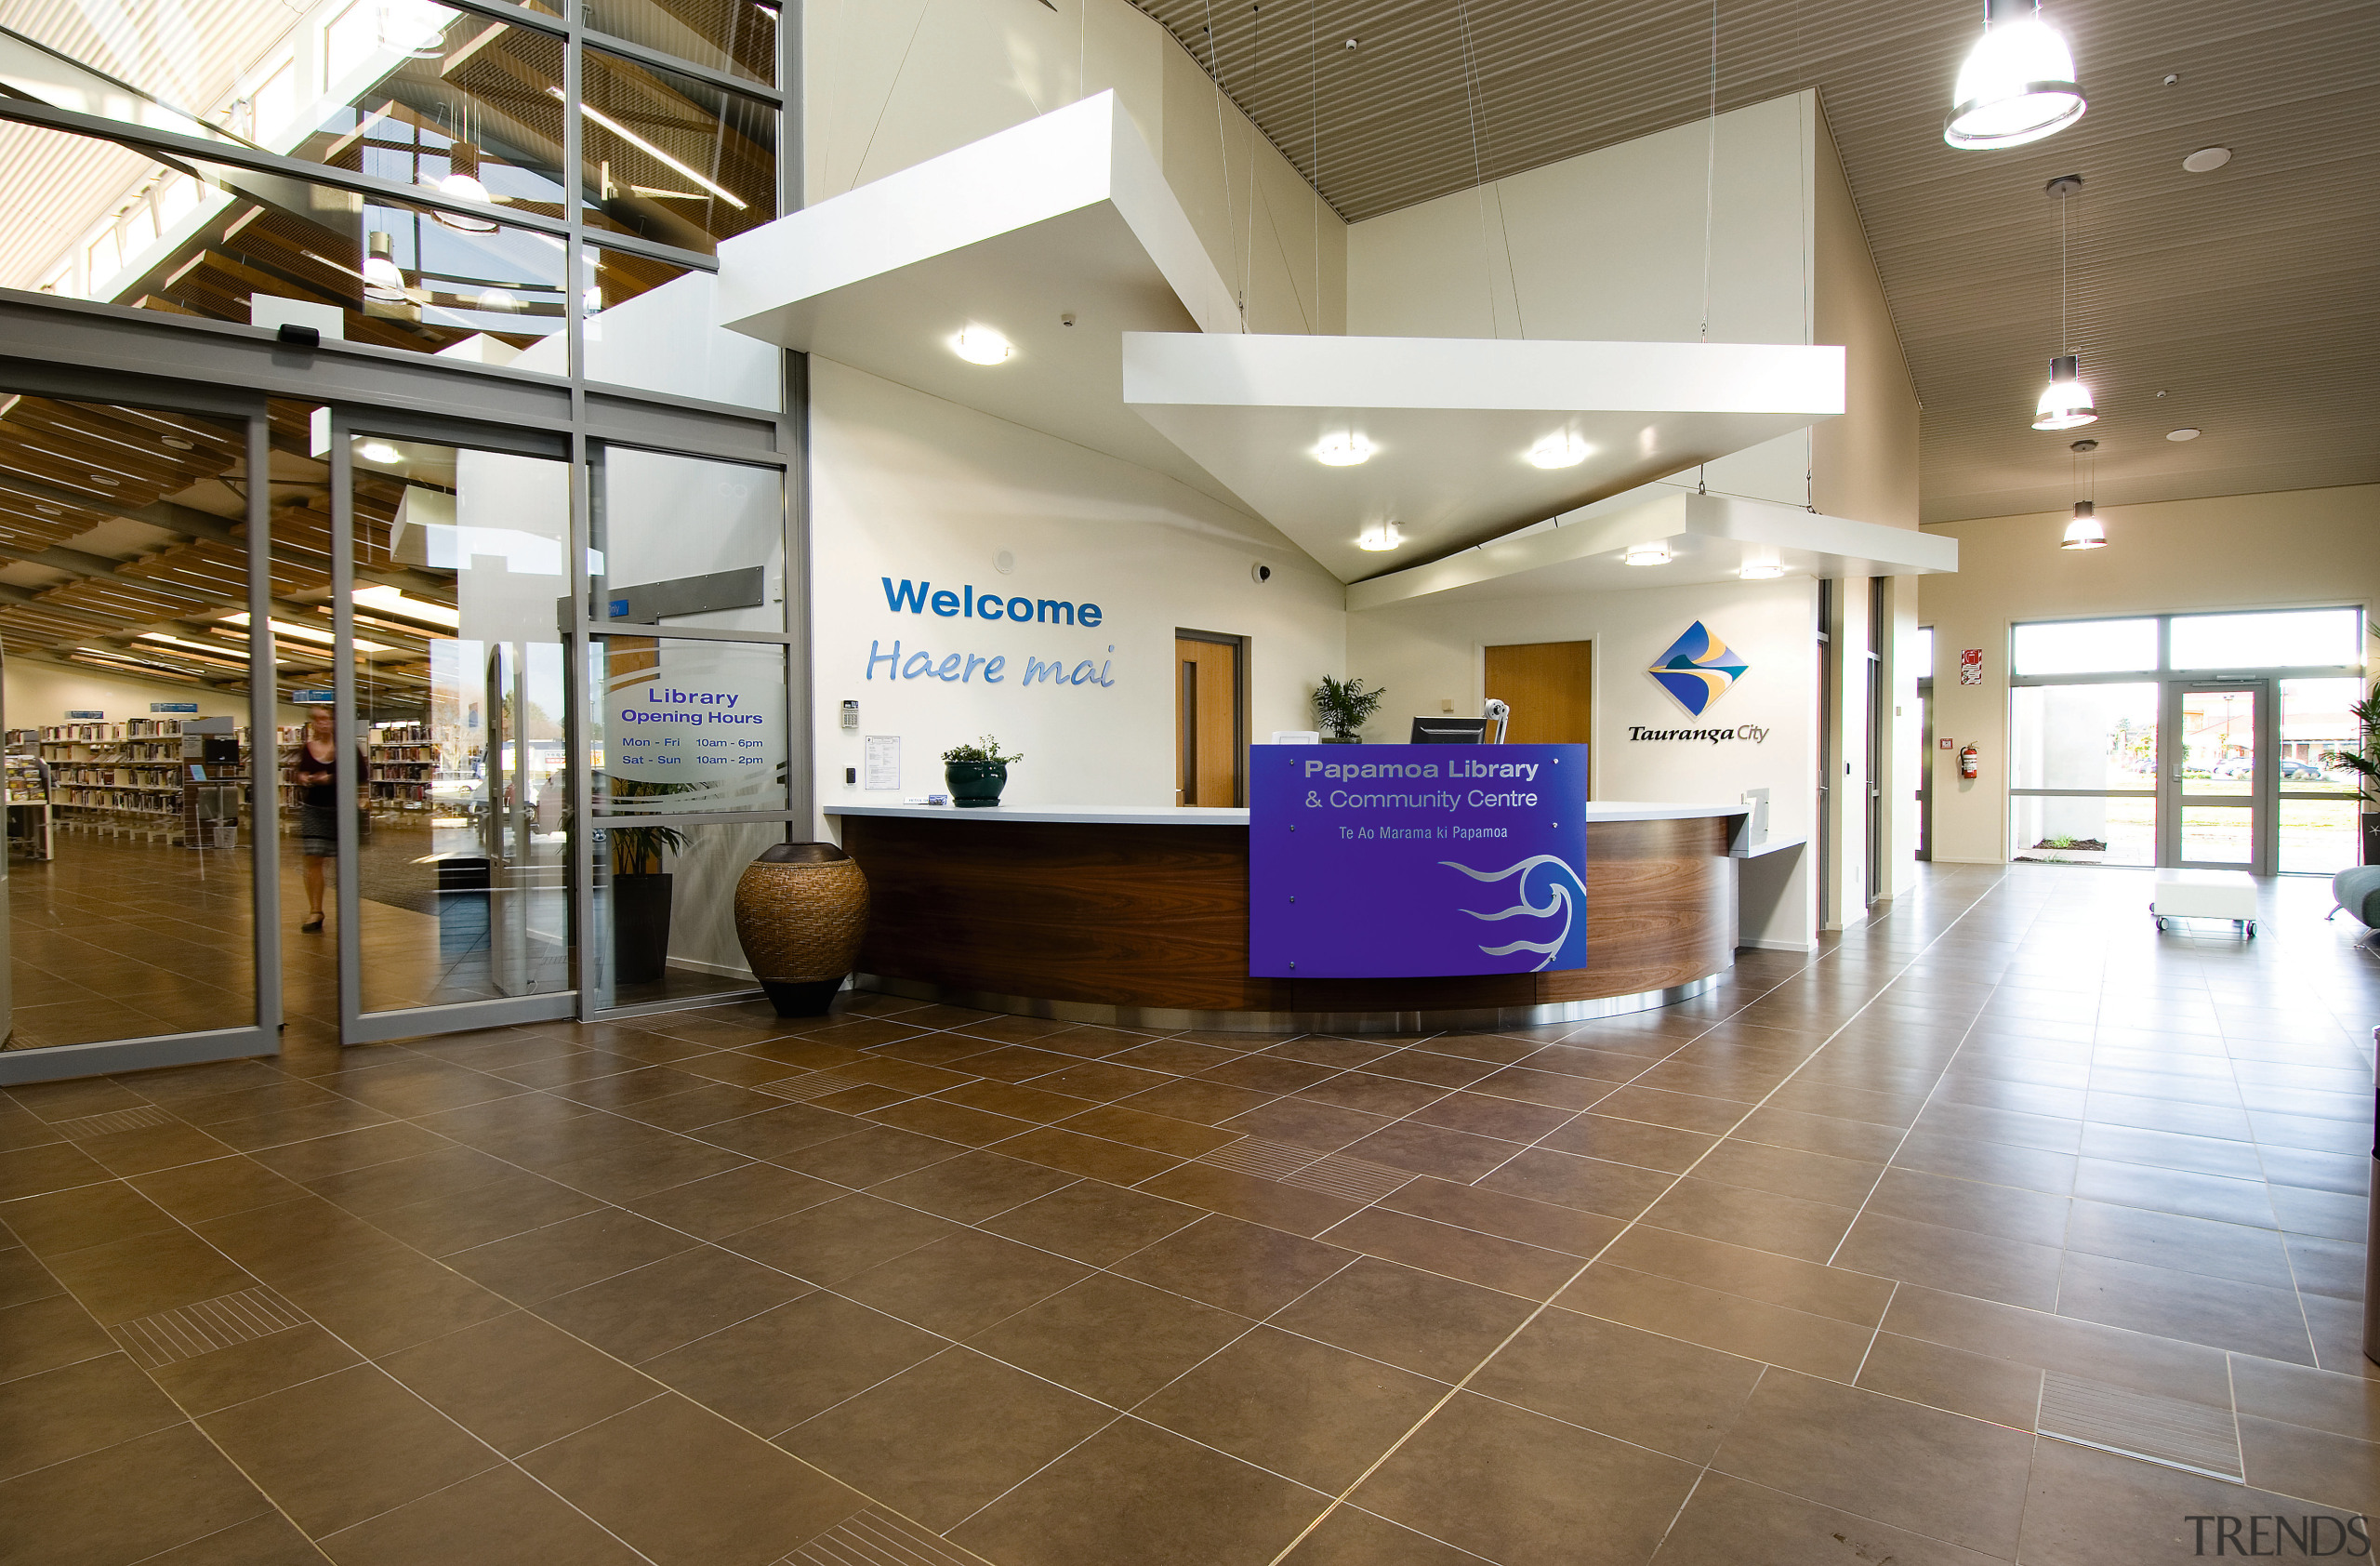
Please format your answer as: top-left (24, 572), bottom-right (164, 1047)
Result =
top-left (1959, 744), bottom-right (1979, 780)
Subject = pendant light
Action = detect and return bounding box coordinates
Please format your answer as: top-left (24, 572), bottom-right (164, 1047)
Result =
top-left (1944, 0), bottom-right (2085, 151)
top-left (2061, 437), bottom-right (2105, 549)
top-left (433, 132), bottom-right (498, 232)
top-left (363, 231), bottom-right (406, 300)
top-left (2031, 174), bottom-right (2096, 431)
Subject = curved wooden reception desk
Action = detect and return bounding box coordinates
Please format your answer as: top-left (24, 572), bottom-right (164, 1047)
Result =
top-left (826, 803), bottom-right (1748, 1032)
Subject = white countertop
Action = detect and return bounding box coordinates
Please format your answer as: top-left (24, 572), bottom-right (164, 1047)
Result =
top-left (826, 801), bottom-right (1752, 827)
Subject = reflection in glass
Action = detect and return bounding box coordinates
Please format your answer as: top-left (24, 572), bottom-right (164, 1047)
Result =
top-left (2178, 805), bottom-right (2253, 866)
top-left (595, 817), bottom-right (787, 1009)
top-left (584, 247), bottom-right (782, 408)
top-left (2171, 608), bottom-right (2361, 670)
top-left (596, 449), bottom-right (787, 634)
top-left (2178, 688), bottom-right (2257, 798)
top-left (582, 0), bottom-right (779, 85)
top-left (581, 46), bottom-right (775, 253)
top-left (2279, 800), bottom-right (2360, 876)
top-left (2009, 683), bottom-right (2158, 791)
top-left (592, 637), bottom-right (789, 815)
top-left (3, 125), bottom-right (569, 365)
top-left (2279, 679), bottom-right (2365, 793)
top-left (350, 436), bottom-right (575, 1014)
top-left (2010, 617), bottom-right (2157, 676)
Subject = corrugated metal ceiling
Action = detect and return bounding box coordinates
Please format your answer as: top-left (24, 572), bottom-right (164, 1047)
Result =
top-left (1131, 0), bottom-right (2380, 521)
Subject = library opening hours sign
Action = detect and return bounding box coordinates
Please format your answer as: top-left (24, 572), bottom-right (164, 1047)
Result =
top-left (1249, 744), bottom-right (1589, 978)
top-left (602, 637), bottom-right (786, 810)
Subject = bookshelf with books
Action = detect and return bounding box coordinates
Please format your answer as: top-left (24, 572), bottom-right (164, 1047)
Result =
top-left (38, 721), bottom-right (186, 839)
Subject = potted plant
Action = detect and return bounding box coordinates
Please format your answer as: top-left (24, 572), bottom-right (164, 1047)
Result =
top-left (1314, 674), bottom-right (1386, 744)
top-left (943, 736), bottom-right (1022, 807)
top-left (2320, 678), bottom-right (2380, 865)
top-left (601, 776), bottom-right (690, 986)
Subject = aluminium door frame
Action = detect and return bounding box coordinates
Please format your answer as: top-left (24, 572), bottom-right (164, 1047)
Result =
top-left (328, 405), bottom-right (579, 1045)
top-left (2160, 675), bottom-right (2278, 876)
top-left (0, 365), bottom-right (281, 1083)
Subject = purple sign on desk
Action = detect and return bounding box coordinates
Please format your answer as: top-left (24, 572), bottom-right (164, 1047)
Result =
top-left (1249, 744), bottom-right (1588, 978)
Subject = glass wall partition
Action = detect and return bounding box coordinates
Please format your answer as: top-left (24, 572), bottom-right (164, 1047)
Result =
top-left (0, 0), bottom-right (797, 1076)
top-left (586, 444), bottom-right (794, 1015)
top-left (2009, 608), bottom-right (2366, 875)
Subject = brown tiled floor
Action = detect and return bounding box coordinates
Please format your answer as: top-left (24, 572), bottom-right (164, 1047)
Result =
top-left (2, 863), bottom-right (2374, 1564)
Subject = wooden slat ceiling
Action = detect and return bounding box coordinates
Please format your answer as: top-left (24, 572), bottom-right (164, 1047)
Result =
top-left (1131, 0), bottom-right (2380, 521)
top-left (0, 395), bottom-right (438, 707)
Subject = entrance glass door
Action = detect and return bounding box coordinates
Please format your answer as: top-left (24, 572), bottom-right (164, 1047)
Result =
top-left (330, 417), bottom-right (576, 1043)
top-left (2164, 680), bottom-right (2273, 873)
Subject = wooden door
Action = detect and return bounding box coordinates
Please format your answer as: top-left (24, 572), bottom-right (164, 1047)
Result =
top-left (1176, 636), bottom-right (1241, 806)
top-left (1484, 641), bottom-right (1593, 746)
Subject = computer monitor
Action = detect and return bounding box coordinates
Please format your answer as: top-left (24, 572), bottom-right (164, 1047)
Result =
top-left (1409, 717), bottom-right (1488, 744)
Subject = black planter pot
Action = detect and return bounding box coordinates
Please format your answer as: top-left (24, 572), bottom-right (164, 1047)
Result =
top-left (1320, 736), bottom-right (1361, 744)
top-left (945, 760), bottom-right (1009, 807)
top-left (612, 872), bottom-right (674, 986)
top-left (2363, 810), bottom-right (2380, 868)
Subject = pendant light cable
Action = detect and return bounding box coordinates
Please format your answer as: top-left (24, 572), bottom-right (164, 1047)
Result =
top-left (1700, 0), bottom-right (1718, 343)
top-left (1203, 1), bottom-right (1243, 325)
top-left (1243, 2), bottom-right (1260, 321)
top-left (1309, 0), bottom-right (1320, 332)
top-left (1454, 0), bottom-right (1499, 336)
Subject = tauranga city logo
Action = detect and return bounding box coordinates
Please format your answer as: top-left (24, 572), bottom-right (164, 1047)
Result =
top-left (1647, 621), bottom-right (1748, 717)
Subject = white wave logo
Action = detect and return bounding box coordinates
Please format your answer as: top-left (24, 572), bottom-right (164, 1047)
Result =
top-left (1440, 855), bottom-right (1585, 971)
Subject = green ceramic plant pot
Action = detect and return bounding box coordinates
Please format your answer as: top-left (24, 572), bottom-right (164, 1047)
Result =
top-left (945, 760), bottom-right (1008, 807)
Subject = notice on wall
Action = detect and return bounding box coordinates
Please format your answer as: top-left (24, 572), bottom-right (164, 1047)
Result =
top-left (863, 735), bottom-right (901, 791)
top-left (1959, 648), bottom-right (1983, 686)
top-left (1248, 744), bottom-right (1589, 978)
top-left (603, 639), bottom-right (786, 809)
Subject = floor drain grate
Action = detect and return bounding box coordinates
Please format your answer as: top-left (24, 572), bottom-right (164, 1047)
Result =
top-left (109, 1288), bottom-right (310, 1368)
top-left (51, 1105), bottom-right (177, 1138)
top-left (1291, 1154), bottom-right (1415, 1203)
top-left (779, 1506), bottom-right (998, 1566)
top-left (760, 1072), bottom-right (877, 1104)
top-left (2037, 1372), bottom-right (2243, 1481)
top-left (1197, 1136), bottom-right (1320, 1182)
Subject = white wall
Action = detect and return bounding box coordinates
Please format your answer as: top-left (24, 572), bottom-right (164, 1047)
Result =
top-left (1347, 92), bottom-right (1818, 511)
top-left (4, 658), bottom-right (300, 731)
top-left (1920, 484), bottom-right (2380, 865)
top-left (804, 0), bottom-right (1344, 337)
top-left (1345, 576), bottom-right (1819, 949)
top-left (808, 358), bottom-right (1344, 827)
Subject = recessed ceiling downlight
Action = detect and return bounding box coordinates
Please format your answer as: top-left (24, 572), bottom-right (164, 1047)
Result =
top-left (2181, 146), bottom-right (2231, 173)
top-left (356, 441), bottom-right (403, 464)
top-left (1356, 522), bottom-right (1402, 551)
top-left (1315, 432), bottom-right (1374, 467)
top-left (952, 325), bottom-right (1012, 365)
top-left (2166, 427), bottom-right (2202, 442)
top-left (1623, 542), bottom-right (1673, 566)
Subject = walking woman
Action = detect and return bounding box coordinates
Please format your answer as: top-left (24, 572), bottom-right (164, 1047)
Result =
top-left (288, 705), bottom-right (341, 933)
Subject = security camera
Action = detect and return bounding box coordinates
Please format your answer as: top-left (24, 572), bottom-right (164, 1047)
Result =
top-left (1251, 563), bottom-right (1273, 583)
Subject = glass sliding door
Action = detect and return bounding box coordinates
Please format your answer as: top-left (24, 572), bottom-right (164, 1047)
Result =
top-left (0, 385), bottom-right (281, 1081)
top-left (331, 416), bottom-right (576, 1043)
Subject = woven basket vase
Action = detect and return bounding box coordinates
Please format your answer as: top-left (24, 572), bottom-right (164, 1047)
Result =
top-left (733, 843), bottom-right (870, 1015)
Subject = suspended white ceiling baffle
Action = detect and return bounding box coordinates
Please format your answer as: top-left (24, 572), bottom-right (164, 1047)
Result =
top-left (1121, 332), bottom-right (1848, 583)
top-left (1345, 490), bottom-right (1957, 610)
top-left (713, 91), bottom-right (1241, 501)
